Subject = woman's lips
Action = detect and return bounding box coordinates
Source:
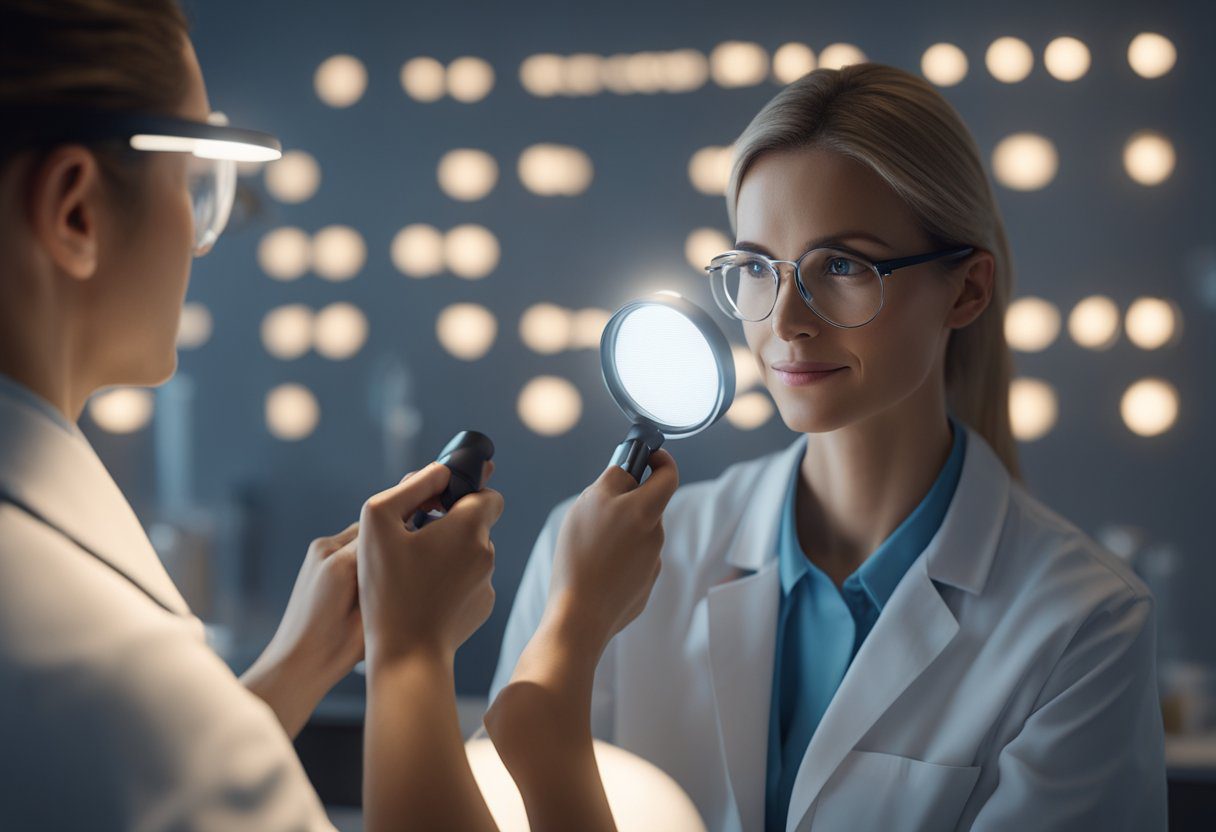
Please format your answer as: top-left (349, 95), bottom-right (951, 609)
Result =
top-left (770, 362), bottom-right (847, 386)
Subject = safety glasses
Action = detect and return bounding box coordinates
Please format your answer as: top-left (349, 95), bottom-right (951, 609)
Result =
top-left (4, 107), bottom-right (282, 256)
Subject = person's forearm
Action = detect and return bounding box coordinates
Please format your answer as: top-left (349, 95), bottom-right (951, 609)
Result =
top-left (241, 651), bottom-right (328, 739)
top-left (363, 648), bottom-right (499, 832)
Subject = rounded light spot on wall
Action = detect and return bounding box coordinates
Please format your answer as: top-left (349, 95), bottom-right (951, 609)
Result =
top-left (1004, 297), bottom-right (1061, 352)
top-left (732, 344), bottom-right (761, 392)
top-left (817, 43), bottom-right (866, 70)
top-left (258, 227), bottom-right (312, 281)
top-left (517, 376), bottom-right (582, 436)
top-left (436, 303), bottom-right (498, 361)
top-left (1043, 36), bottom-right (1090, 81)
top-left (261, 304), bottom-right (314, 360)
top-left (88, 388), bottom-right (154, 434)
top-left (176, 302), bottom-right (213, 350)
top-left (772, 43), bottom-right (815, 83)
top-left (1009, 377), bottom-right (1058, 442)
top-left (1128, 32), bottom-right (1176, 79)
top-left (519, 303), bottom-right (573, 354)
top-left (661, 49), bottom-right (709, 92)
top-left (314, 302), bottom-right (369, 360)
top-left (447, 56), bottom-right (495, 103)
top-left (726, 391), bottom-right (774, 430)
top-left (992, 132), bottom-right (1058, 191)
top-left (444, 224), bottom-right (500, 279)
top-left (1121, 378), bottom-right (1178, 437)
top-left (1123, 131), bottom-right (1175, 186)
top-left (1125, 297), bottom-right (1180, 350)
top-left (985, 37), bottom-right (1033, 83)
top-left (601, 53), bottom-right (634, 94)
top-left (314, 54), bottom-right (367, 108)
top-left (685, 228), bottom-right (732, 271)
top-left (921, 43), bottom-right (968, 86)
top-left (312, 225), bottom-right (366, 281)
top-left (710, 41), bottom-right (768, 88)
top-left (688, 145), bottom-right (733, 196)
top-left (562, 53), bottom-right (603, 95)
top-left (391, 224), bottom-right (445, 278)
top-left (520, 53), bottom-right (564, 97)
top-left (401, 56), bottom-right (447, 102)
top-left (437, 148), bottom-right (499, 201)
top-left (1068, 295), bottom-right (1121, 350)
top-left (264, 150), bottom-right (321, 204)
top-left (570, 308), bottom-right (612, 349)
top-left (266, 383), bottom-right (319, 441)
top-left (518, 144), bottom-right (594, 196)
top-left (625, 52), bottom-right (665, 94)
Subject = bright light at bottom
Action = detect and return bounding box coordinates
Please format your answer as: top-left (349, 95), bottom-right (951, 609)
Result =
top-left (266, 383), bottom-right (319, 441)
top-left (88, 388), bottom-right (154, 434)
top-left (726, 391), bottom-right (774, 430)
top-left (517, 376), bottom-right (582, 435)
top-left (1009, 377), bottom-right (1058, 441)
top-left (1121, 378), bottom-right (1178, 437)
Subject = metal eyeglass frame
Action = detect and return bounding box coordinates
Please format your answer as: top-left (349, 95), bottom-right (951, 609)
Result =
top-left (705, 243), bottom-right (975, 328)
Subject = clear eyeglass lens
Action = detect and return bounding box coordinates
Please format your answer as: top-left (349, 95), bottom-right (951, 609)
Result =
top-left (711, 248), bottom-right (883, 326)
top-left (710, 253), bottom-right (777, 322)
top-left (187, 154), bottom-right (236, 257)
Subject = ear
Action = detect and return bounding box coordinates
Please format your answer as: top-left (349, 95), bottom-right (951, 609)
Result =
top-left (945, 249), bottom-right (995, 330)
top-left (26, 145), bottom-right (103, 282)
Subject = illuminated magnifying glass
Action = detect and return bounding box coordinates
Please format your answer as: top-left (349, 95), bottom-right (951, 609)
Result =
top-left (600, 292), bottom-right (736, 482)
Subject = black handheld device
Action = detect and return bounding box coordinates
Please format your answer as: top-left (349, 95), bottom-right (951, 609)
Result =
top-left (411, 430), bottom-right (495, 529)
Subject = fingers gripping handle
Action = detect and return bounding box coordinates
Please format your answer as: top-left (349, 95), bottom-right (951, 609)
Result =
top-left (610, 422), bottom-right (665, 483)
top-left (412, 430), bottom-right (495, 529)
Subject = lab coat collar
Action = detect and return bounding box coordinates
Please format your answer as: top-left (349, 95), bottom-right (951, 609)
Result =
top-left (0, 389), bottom-right (192, 617)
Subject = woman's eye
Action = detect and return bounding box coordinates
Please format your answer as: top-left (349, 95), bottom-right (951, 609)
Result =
top-left (827, 257), bottom-right (861, 276)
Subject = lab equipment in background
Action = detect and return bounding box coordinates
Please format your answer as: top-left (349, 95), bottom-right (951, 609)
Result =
top-left (600, 293), bottom-right (735, 482)
top-left (368, 356), bottom-right (424, 486)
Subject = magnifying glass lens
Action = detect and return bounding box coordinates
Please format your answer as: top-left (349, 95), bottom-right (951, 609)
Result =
top-left (613, 305), bottom-right (721, 428)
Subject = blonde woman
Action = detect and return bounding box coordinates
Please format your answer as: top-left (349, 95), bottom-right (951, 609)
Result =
top-left (494, 64), bottom-right (1167, 831)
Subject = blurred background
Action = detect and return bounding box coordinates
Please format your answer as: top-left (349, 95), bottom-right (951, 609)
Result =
top-left (76, 0), bottom-right (1214, 824)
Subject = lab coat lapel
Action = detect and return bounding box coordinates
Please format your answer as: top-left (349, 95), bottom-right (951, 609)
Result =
top-left (0, 392), bottom-right (192, 617)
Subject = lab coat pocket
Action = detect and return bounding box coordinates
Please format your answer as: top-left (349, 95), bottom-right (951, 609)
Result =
top-left (806, 749), bottom-right (980, 832)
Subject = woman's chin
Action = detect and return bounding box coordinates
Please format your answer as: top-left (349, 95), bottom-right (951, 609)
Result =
top-left (771, 396), bottom-right (854, 434)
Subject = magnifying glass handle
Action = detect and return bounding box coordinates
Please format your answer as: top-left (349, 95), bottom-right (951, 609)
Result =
top-left (610, 422), bottom-right (665, 483)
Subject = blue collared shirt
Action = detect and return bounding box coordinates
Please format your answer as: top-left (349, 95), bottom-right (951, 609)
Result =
top-left (764, 416), bottom-right (967, 832)
top-left (0, 372), bottom-right (80, 437)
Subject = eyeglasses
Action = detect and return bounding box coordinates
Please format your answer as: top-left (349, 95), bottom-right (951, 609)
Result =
top-left (4, 106), bottom-right (282, 257)
top-left (705, 243), bottom-right (974, 328)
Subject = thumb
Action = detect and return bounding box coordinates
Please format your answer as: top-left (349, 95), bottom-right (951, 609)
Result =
top-left (363, 462), bottom-right (452, 523)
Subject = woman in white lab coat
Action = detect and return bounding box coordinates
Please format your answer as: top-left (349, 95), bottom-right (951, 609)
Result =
top-left (493, 64), bottom-right (1168, 831)
top-left (0, 2), bottom-right (680, 830)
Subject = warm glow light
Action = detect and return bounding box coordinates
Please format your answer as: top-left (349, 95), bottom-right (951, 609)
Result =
top-left (563, 53), bottom-right (603, 95)
top-left (710, 41), bottom-right (768, 88)
top-left (992, 133), bottom-right (1058, 191)
top-left (726, 391), bottom-right (774, 430)
top-left (1128, 33), bottom-right (1176, 79)
top-left (312, 225), bottom-right (366, 281)
top-left (266, 383), bottom-right (319, 441)
top-left (986, 37), bottom-right (1034, 83)
top-left (261, 304), bottom-right (314, 360)
top-left (436, 303), bottom-right (498, 361)
top-left (258, 227), bottom-right (311, 281)
top-left (570, 308), bottom-right (612, 349)
top-left (1044, 36), bottom-right (1090, 81)
top-left (1125, 297), bottom-right (1180, 349)
top-left (176, 302), bottom-right (212, 350)
top-left (447, 56), bottom-right (495, 103)
top-left (772, 43), bottom-right (815, 83)
top-left (401, 56), bottom-right (447, 102)
top-left (1009, 377), bottom-right (1058, 441)
top-left (1121, 378), bottom-right (1179, 437)
top-left (661, 49), bottom-right (709, 92)
top-left (732, 344), bottom-right (761, 392)
top-left (444, 224), bottom-right (500, 279)
top-left (818, 43), bottom-right (866, 70)
top-left (314, 54), bottom-right (367, 108)
top-left (264, 150), bottom-right (321, 204)
top-left (625, 52), bottom-right (665, 94)
top-left (437, 149), bottom-right (499, 201)
top-left (517, 376), bottom-right (582, 436)
top-left (688, 145), bottom-right (733, 196)
top-left (391, 224), bottom-right (445, 278)
top-left (1005, 297), bottom-right (1061, 352)
top-left (1123, 131), bottom-right (1175, 186)
top-left (520, 53), bottom-right (564, 97)
top-left (601, 53), bottom-right (633, 94)
top-left (1068, 295), bottom-right (1121, 350)
top-left (313, 302), bottom-right (369, 360)
top-left (88, 388), bottom-right (154, 434)
top-left (921, 43), bottom-right (968, 86)
top-left (519, 303), bottom-right (573, 354)
top-left (518, 144), bottom-right (594, 196)
top-left (685, 228), bottom-right (732, 271)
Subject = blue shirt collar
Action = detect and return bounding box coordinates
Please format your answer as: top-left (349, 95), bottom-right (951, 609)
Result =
top-left (0, 372), bottom-right (81, 438)
top-left (777, 414), bottom-right (968, 607)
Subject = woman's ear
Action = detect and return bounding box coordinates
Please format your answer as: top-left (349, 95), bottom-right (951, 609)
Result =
top-left (27, 145), bottom-right (102, 282)
top-left (945, 249), bottom-right (995, 330)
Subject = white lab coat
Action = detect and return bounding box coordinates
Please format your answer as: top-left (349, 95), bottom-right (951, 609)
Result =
top-left (491, 424), bottom-right (1168, 832)
top-left (0, 390), bottom-right (335, 830)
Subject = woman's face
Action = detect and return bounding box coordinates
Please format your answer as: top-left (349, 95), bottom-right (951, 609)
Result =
top-left (734, 147), bottom-right (974, 434)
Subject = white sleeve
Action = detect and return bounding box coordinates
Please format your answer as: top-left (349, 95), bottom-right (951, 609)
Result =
top-left (967, 594), bottom-right (1168, 831)
top-left (488, 495), bottom-right (618, 740)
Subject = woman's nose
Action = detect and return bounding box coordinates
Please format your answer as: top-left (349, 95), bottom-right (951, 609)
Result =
top-left (770, 264), bottom-right (821, 342)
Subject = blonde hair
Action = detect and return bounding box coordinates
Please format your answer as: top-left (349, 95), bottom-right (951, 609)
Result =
top-left (726, 63), bottom-right (1021, 479)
